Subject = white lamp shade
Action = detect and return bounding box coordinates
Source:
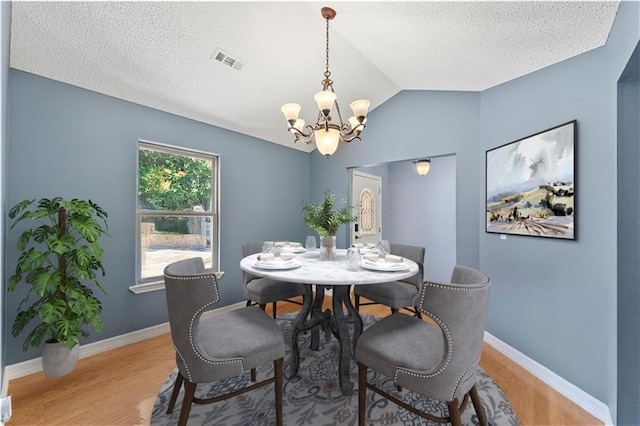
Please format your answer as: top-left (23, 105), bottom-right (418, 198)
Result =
top-left (315, 128), bottom-right (340, 156)
top-left (348, 116), bottom-right (360, 131)
top-left (314, 90), bottom-right (337, 113)
top-left (348, 116), bottom-right (367, 131)
top-left (281, 103), bottom-right (301, 121)
top-left (293, 119), bottom-right (305, 132)
top-left (415, 160), bottom-right (431, 176)
top-left (349, 99), bottom-right (370, 118)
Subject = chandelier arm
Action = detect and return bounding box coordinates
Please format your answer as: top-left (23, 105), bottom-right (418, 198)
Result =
top-left (288, 123), bottom-right (315, 141)
top-left (339, 133), bottom-right (361, 144)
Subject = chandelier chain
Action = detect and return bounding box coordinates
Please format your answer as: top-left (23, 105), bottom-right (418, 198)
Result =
top-left (324, 16), bottom-right (331, 78)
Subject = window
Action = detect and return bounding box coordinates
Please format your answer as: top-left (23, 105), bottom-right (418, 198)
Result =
top-left (132, 141), bottom-right (218, 292)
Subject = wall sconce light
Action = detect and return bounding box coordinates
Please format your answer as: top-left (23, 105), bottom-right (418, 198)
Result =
top-left (412, 159), bottom-right (431, 176)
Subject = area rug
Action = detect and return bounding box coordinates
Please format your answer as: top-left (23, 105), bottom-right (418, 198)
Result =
top-left (151, 314), bottom-right (518, 425)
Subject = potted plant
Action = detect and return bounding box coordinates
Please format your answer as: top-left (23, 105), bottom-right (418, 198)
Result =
top-left (301, 190), bottom-right (355, 259)
top-left (8, 197), bottom-right (109, 377)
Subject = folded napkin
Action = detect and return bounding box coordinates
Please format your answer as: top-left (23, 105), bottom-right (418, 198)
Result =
top-left (257, 252), bottom-right (295, 261)
top-left (362, 253), bottom-right (404, 263)
top-left (352, 243), bottom-right (377, 248)
top-left (275, 241), bottom-right (302, 247)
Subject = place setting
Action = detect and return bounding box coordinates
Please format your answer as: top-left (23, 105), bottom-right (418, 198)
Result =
top-left (253, 241), bottom-right (302, 270)
top-left (360, 252), bottom-right (410, 272)
top-left (274, 240), bottom-right (306, 253)
top-left (350, 242), bottom-right (377, 253)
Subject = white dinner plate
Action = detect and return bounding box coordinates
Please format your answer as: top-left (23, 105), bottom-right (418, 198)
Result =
top-left (357, 248), bottom-right (378, 254)
top-left (361, 260), bottom-right (409, 272)
top-left (253, 260), bottom-right (302, 270)
top-left (277, 247), bottom-right (306, 253)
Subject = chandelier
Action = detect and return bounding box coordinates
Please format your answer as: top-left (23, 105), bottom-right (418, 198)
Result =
top-left (280, 7), bottom-right (370, 157)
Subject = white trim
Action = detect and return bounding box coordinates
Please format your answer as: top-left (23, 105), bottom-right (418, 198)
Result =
top-left (129, 281), bottom-right (165, 294)
top-left (484, 331), bottom-right (614, 425)
top-left (1, 368), bottom-right (7, 398)
top-left (4, 301), bottom-right (245, 383)
top-left (129, 272), bottom-right (224, 294)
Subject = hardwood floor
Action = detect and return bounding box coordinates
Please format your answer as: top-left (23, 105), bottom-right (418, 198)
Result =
top-left (7, 296), bottom-right (602, 425)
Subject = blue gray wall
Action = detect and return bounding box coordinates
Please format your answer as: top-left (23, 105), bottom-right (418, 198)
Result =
top-left (386, 155), bottom-right (456, 282)
top-left (479, 3), bottom-right (638, 417)
top-left (1, 0), bottom-right (11, 393)
top-left (617, 40), bottom-right (640, 426)
top-left (5, 70), bottom-right (311, 364)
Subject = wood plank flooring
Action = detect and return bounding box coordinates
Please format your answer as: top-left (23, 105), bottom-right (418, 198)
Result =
top-left (7, 296), bottom-right (602, 425)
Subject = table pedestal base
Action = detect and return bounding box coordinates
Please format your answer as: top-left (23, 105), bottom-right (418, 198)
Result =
top-left (288, 284), bottom-right (363, 395)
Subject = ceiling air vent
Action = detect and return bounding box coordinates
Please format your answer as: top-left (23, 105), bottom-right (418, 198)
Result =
top-left (211, 48), bottom-right (244, 71)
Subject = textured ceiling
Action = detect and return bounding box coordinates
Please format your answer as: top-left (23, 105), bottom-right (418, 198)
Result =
top-left (9, 1), bottom-right (620, 152)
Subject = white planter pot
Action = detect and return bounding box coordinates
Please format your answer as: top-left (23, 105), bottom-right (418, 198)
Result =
top-left (42, 341), bottom-right (80, 377)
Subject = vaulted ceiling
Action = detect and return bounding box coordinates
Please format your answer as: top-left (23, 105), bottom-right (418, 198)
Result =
top-left (9, 1), bottom-right (620, 152)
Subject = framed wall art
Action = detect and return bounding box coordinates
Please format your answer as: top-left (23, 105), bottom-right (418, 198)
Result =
top-left (486, 120), bottom-right (576, 240)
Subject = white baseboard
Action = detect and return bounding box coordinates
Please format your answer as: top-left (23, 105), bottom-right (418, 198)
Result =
top-left (484, 331), bottom-right (614, 425)
top-left (4, 305), bottom-right (614, 425)
top-left (4, 301), bottom-right (245, 384)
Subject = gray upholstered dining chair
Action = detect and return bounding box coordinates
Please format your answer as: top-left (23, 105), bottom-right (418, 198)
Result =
top-left (356, 265), bottom-right (490, 426)
top-left (354, 243), bottom-right (425, 317)
top-left (163, 257), bottom-right (285, 426)
top-left (242, 241), bottom-right (306, 318)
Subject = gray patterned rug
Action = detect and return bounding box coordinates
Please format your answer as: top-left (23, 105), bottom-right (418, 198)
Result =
top-left (151, 314), bottom-right (518, 425)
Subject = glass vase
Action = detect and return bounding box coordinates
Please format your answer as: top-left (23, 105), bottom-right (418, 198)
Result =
top-left (320, 235), bottom-right (337, 260)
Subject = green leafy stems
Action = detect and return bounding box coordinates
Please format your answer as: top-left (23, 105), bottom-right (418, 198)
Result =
top-left (8, 197), bottom-right (110, 351)
top-left (301, 190), bottom-right (356, 236)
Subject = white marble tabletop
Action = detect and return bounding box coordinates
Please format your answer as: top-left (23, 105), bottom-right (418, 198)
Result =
top-left (239, 249), bottom-right (419, 286)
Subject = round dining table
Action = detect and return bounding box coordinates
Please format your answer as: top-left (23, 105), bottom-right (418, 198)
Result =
top-left (239, 248), bottom-right (419, 395)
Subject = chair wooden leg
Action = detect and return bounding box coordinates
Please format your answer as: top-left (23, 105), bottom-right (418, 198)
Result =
top-left (167, 371), bottom-right (184, 414)
top-left (391, 307), bottom-right (399, 314)
top-left (447, 399), bottom-right (463, 426)
top-left (414, 307), bottom-right (422, 319)
top-left (354, 294), bottom-right (360, 311)
top-left (251, 368), bottom-right (256, 382)
top-left (469, 385), bottom-right (488, 426)
top-left (178, 380), bottom-right (197, 426)
top-left (258, 303), bottom-right (266, 311)
top-left (272, 301), bottom-right (277, 319)
top-left (358, 362), bottom-right (367, 426)
top-left (246, 300), bottom-right (252, 307)
top-left (274, 358), bottom-right (283, 426)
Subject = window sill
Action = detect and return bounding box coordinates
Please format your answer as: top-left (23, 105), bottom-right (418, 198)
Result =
top-left (128, 271), bottom-right (224, 295)
top-left (129, 281), bottom-right (165, 294)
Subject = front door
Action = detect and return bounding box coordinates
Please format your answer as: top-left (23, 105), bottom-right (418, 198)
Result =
top-left (350, 170), bottom-right (382, 246)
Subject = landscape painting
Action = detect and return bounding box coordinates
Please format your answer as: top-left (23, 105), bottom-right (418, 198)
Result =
top-left (486, 120), bottom-right (576, 240)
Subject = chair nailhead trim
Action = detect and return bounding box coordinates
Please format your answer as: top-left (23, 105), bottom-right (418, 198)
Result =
top-left (394, 309), bottom-right (452, 382)
top-left (168, 273), bottom-right (247, 374)
top-left (174, 346), bottom-right (192, 381)
top-left (451, 363), bottom-right (476, 400)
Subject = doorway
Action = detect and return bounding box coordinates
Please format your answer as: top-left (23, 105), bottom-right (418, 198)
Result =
top-left (350, 170), bottom-right (382, 246)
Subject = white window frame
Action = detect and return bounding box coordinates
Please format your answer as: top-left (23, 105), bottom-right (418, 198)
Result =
top-left (129, 140), bottom-right (220, 294)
